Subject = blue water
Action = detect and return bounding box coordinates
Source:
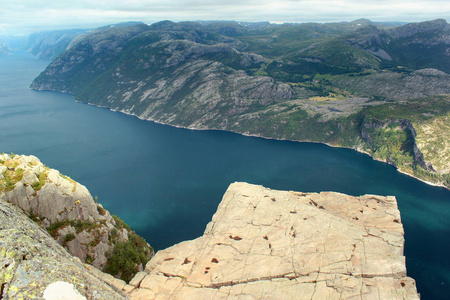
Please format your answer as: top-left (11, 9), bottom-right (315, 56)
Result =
top-left (1, 52), bottom-right (449, 299)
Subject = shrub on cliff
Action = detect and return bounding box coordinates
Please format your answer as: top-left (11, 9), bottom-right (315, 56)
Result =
top-left (103, 232), bottom-right (153, 283)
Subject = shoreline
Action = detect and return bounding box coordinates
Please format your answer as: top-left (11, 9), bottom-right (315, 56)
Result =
top-left (60, 93), bottom-right (449, 192)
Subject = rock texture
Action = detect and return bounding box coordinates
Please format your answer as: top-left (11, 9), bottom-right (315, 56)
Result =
top-left (333, 69), bottom-right (450, 101)
top-left (415, 112), bottom-right (450, 175)
top-left (0, 153), bottom-right (153, 273)
top-left (128, 182), bottom-right (419, 299)
top-left (30, 22), bottom-right (293, 130)
top-left (0, 197), bottom-right (126, 299)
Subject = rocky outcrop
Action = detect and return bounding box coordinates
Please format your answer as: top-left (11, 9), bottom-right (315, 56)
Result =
top-left (414, 112), bottom-right (450, 175)
top-left (333, 69), bottom-right (450, 101)
top-left (127, 182), bottom-right (419, 299)
top-left (389, 19), bottom-right (449, 40)
top-left (0, 197), bottom-right (126, 299)
top-left (361, 118), bottom-right (430, 171)
top-left (0, 153), bottom-right (153, 275)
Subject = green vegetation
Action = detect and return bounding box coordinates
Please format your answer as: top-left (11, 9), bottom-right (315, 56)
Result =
top-left (359, 96), bottom-right (450, 187)
top-left (45, 218), bottom-right (102, 238)
top-left (112, 215), bottom-right (131, 231)
top-left (0, 157), bottom-right (25, 193)
top-left (73, 219), bottom-right (100, 233)
top-left (46, 220), bottom-right (71, 238)
top-left (31, 171), bottom-right (48, 191)
top-left (0, 153), bottom-right (154, 283)
top-left (104, 233), bottom-right (153, 283)
top-left (63, 233), bottom-right (76, 246)
top-left (97, 204), bottom-right (106, 216)
top-left (363, 121), bottom-right (415, 167)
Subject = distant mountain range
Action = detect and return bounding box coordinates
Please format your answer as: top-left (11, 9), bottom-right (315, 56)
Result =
top-left (0, 40), bottom-right (12, 55)
top-left (29, 19), bottom-right (450, 188)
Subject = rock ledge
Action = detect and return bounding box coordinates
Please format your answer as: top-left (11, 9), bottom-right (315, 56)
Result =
top-left (128, 182), bottom-right (419, 299)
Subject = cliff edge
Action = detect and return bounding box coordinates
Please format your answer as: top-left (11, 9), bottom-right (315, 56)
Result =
top-left (0, 153), bottom-right (153, 282)
top-left (128, 182), bottom-right (419, 299)
top-left (0, 198), bottom-right (127, 299)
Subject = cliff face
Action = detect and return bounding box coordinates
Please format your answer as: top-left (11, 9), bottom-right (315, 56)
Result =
top-left (30, 23), bottom-right (292, 129)
top-left (127, 182), bottom-right (419, 299)
top-left (0, 198), bottom-right (127, 299)
top-left (0, 154), bottom-right (153, 280)
top-left (414, 112), bottom-right (450, 174)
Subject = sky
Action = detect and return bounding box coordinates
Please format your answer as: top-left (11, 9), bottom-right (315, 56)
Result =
top-left (1, 0), bottom-right (449, 36)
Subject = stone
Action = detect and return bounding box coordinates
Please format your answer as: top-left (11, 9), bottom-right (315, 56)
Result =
top-left (43, 281), bottom-right (86, 300)
top-left (0, 154), bottom-right (153, 271)
top-left (128, 182), bottom-right (419, 299)
top-left (0, 199), bottom-right (126, 299)
top-left (129, 271), bottom-right (147, 288)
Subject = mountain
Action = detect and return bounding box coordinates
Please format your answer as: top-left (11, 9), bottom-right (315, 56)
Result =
top-left (346, 19), bottom-right (450, 73)
top-left (25, 29), bottom-right (88, 60)
top-left (30, 19), bottom-right (450, 188)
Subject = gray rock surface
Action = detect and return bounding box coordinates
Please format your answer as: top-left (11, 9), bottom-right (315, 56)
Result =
top-left (128, 182), bottom-right (419, 299)
top-left (0, 197), bottom-right (126, 299)
top-left (0, 153), bottom-right (152, 272)
top-left (333, 69), bottom-right (450, 101)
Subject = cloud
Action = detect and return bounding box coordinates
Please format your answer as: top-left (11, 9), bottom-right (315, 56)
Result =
top-left (1, 0), bottom-right (449, 35)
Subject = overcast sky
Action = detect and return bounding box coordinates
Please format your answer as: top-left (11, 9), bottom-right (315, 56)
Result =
top-left (1, 0), bottom-right (449, 36)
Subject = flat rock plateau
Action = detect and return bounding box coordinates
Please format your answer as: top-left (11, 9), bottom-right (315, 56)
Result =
top-left (127, 182), bottom-right (419, 299)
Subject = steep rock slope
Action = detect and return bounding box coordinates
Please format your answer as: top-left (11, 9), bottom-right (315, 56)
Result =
top-left (358, 95), bottom-right (450, 187)
top-left (0, 153), bottom-right (153, 281)
top-left (0, 198), bottom-right (127, 299)
top-left (127, 182), bottom-right (419, 299)
top-left (343, 19), bottom-right (450, 72)
top-left (31, 22), bottom-right (292, 129)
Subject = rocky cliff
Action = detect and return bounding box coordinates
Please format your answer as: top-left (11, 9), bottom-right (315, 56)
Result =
top-left (0, 198), bottom-right (127, 299)
top-left (126, 182), bottom-right (419, 299)
top-left (0, 153), bottom-right (153, 281)
top-left (30, 22), bottom-right (292, 129)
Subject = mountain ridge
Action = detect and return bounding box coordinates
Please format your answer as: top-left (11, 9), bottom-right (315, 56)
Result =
top-left (30, 19), bottom-right (450, 189)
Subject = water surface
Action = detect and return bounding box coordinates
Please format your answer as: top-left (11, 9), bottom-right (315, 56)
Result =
top-left (1, 52), bottom-right (449, 299)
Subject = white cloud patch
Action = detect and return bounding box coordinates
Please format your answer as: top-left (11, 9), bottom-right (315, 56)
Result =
top-left (1, 0), bottom-right (448, 35)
